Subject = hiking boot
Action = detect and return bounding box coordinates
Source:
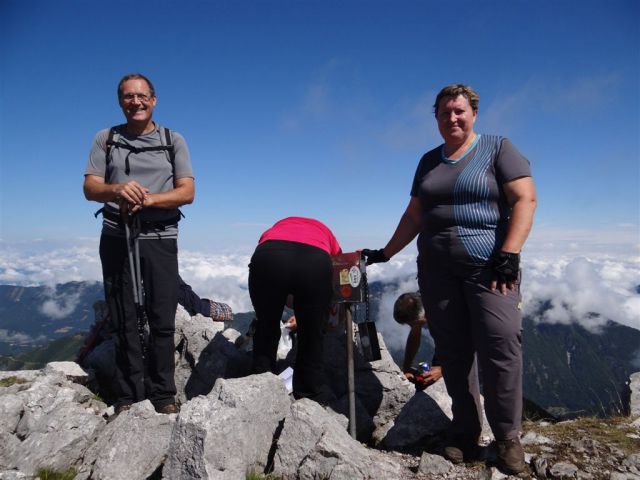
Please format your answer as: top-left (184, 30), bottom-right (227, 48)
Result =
top-left (443, 434), bottom-right (481, 464)
top-left (155, 403), bottom-right (179, 414)
top-left (115, 403), bottom-right (132, 415)
top-left (206, 299), bottom-right (233, 322)
top-left (495, 438), bottom-right (525, 474)
top-left (107, 403), bottom-right (132, 423)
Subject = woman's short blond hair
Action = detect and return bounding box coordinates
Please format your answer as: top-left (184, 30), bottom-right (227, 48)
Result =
top-left (433, 84), bottom-right (479, 117)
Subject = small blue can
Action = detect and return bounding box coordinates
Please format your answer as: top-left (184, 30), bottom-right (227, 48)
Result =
top-left (418, 362), bottom-right (431, 373)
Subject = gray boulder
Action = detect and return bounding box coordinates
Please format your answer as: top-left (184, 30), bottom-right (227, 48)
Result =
top-left (377, 380), bottom-right (452, 449)
top-left (273, 398), bottom-right (406, 480)
top-left (323, 328), bottom-right (414, 439)
top-left (377, 374), bottom-right (493, 448)
top-left (81, 304), bottom-right (253, 406)
top-left (44, 361), bottom-right (88, 383)
top-left (1, 371), bottom-right (105, 475)
top-left (328, 394), bottom-right (375, 443)
top-left (630, 372), bottom-right (640, 417)
top-left (549, 461), bottom-right (578, 478)
top-left (0, 472), bottom-right (29, 480)
top-left (164, 373), bottom-right (291, 480)
top-left (75, 400), bottom-right (175, 480)
top-left (418, 451), bottom-right (453, 475)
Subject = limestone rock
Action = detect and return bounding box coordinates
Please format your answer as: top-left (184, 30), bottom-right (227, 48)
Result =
top-left (1, 372), bottom-right (104, 475)
top-left (174, 306), bottom-right (252, 404)
top-left (75, 400), bottom-right (175, 480)
top-left (0, 433), bottom-right (22, 470)
top-left (44, 361), bottom-right (88, 383)
top-left (377, 380), bottom-right (452, 449)
top-left (328, 394), bottom-right (375, 443)
top-left (0, 389), bottom-right (26, 435)
top-left (418, 452), bottom-right (453, 475)
top-left (0, 471), bottom-right (29, 479)
top-left (624, 453), bottom-right (640, 472)
top-left (273, 398), bottom-right (405, 480)
top-left (164, 373), bottom-right (291, 480)
top-left (522, 430), bottom-right (554, 446)
top-left (549, 461), bottom-right (578, 478)
top-left (323, 328), bottom-right (414, 439)
top-left (532, 454), bottom-right (550, 478)
top-left (611, 473), bottom-right (640, 480)
top-left (376, 371), bottom-right (493, 448)
top-left (0, 371), bottom-right (39, 383)
top-left (631, 372), bottom-right (640, 417)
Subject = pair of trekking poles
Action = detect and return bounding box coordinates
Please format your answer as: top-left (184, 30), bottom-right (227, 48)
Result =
top-left (120, 205), bottom-right (148, 359)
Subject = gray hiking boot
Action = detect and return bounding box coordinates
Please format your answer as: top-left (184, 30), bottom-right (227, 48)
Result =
top-left (495, 438), bottom-right (525, 474)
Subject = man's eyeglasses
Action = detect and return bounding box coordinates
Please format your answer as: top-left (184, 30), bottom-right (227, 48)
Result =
top-left (121, 93), bottom-right (153, 103)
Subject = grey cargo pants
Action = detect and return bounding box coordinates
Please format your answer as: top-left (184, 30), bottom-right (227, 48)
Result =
top-left (418, 256), bottom-right (523, 441)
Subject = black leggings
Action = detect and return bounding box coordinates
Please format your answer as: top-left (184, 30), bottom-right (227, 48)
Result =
top-left (248, 240), bottom-right (334, 404)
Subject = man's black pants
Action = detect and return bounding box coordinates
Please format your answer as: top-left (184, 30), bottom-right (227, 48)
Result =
top-left (100, 234), bottom-right (178, 409)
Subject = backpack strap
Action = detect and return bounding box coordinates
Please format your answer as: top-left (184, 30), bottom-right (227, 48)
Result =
top-left (106, 124), bottom-right (175, 176)
top-left (159, 126), bottom-right (176, 186)
top-left (104, 125), bottom-right (123, 181)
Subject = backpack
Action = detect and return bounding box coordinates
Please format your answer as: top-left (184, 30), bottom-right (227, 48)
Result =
top-left (95, 124), bottom-right (182, 227)
top-left (105, 124), bottom-right (175, 181)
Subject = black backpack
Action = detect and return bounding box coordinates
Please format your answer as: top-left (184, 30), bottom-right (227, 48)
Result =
top-left (105, 124), bottom-right (175, 180)
top-left (95, 124), bottom-right (182, 227)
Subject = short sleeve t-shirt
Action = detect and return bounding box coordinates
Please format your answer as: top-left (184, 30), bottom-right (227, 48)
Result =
top-left (410, 135), bottom-right (531, 266)
top-left (258, 217), bottom-right (342, 255)
top-left (85, 124), bottom-right (193, 239)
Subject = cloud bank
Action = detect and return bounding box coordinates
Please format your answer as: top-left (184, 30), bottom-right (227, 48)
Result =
top-left (1, 240), bottom-right (638, 348)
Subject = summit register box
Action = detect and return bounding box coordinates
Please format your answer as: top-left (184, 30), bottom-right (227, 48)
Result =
top-left (331, 251), bottom-right (366, 304)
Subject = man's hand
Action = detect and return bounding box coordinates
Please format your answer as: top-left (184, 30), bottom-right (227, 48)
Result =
top-left (115, 180), bottom-right (149, 207)
top-left (362, 248), bottom-right (389, 265)
top-left (490, 251), bottom-right (520, 295)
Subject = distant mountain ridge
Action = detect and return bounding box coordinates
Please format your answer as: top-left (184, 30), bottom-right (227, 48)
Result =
top-left (1, 280), bottom-right (639, 418)
top-left (0, 282), bottom-right (102, 355)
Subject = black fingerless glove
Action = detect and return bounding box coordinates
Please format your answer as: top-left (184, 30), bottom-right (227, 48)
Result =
top-left (361, 248), bottom-right (389, 265)
top-left (490, 251), bottom-right (520, 284)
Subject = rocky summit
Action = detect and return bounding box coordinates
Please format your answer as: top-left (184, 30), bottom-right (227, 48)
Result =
top-left (0, 305), bottom-right (639, 479)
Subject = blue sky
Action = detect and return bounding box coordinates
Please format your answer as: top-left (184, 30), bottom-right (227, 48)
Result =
top-left (1, 0), bottom-right (639, 255)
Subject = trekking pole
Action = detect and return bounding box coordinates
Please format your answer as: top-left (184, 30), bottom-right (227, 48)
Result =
top-left (121, 205), bottom-right (147, 360)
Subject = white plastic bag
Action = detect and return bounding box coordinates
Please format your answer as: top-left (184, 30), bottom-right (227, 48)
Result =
top-left (276, 322), bottom-right (293, 360)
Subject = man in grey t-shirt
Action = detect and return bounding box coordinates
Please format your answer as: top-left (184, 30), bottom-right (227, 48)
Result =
top-left (84, 73), bottom-right (194, 416)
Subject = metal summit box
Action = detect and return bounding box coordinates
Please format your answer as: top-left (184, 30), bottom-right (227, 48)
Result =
top-left (331, 251), bottom-right (366, 304)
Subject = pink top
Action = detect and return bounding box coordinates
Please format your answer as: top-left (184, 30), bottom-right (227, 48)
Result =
top-left (258, 217), bottom-right (342, 256)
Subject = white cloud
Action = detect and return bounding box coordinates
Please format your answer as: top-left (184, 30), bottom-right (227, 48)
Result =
top-left (0, 239), bottom-right (102, 286)
top-left (39, 286), bottom-right (83, 320)
top-left (1, 238), bottom-right (638, 335)
top-left (0, 329), bottom-right (47, 344)
top-left (178, 250), bottom-right (253, 313)
top-left (524, 255), bottom-right (640, 332)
